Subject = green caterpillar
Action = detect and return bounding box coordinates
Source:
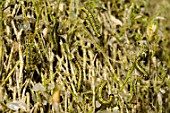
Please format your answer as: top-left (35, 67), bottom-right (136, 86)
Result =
top-left (25, 32), bottom-right (36, 71)
top-left (135, 44), bottom-right (149, 80)
top-left (72, 57), bottom-right (82, 92)
top-left (98, 81), bottom-right (114, 104)
top-left (80, 7), bottom-right (101, 38)
top-left (128, 79), bottom-right (137, 103)
top-left (135, 56), bottom-right (149, 80)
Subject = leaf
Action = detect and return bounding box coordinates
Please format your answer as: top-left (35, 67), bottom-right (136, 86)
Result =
top-left (7, 101), bottom-right (27, 111)
top-left (110, 15), bottom-right (123, 26)
top-left (32, 83), bottom-right (46, 92)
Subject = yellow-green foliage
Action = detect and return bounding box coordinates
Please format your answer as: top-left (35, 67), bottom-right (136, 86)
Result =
top-left (0, 0), bottom-right (170, 113)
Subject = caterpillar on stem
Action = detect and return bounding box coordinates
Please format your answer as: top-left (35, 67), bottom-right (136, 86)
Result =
top-left (135, 44), bottom-right (149, 80)
top-left (135, 56), bottom-right (149, 80)
top-left (25, 32), bottom-right (36, 72)
top-left (128, 79), bottom-right (137, 103)
top-left (80, 7), bottom-right (101, 38)
top-left (72, 57), bottom-right (82, 92)
top-left (98, 81), bottom-right (114, 104)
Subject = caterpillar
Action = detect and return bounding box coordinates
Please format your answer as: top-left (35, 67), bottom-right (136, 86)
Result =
top-left (25, 32), bottom-right (36, 71)
top-left (128, 79), bottom-right (137, 103)
top-left (135, 56), bottom-right (149, 80)
top-left (80, 7), bottom-right (101, 38)
top-left (135, 44), bottom-right (149, 80)
top-left (72, 57), bottom-right (82, 92)
top-left (98, 81), bottom-right (114, 104)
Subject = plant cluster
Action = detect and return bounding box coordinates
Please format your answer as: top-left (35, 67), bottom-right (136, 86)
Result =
top-left (0, 0), bottom-right (170, 113)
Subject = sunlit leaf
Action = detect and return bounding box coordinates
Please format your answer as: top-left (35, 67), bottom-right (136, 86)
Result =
top-left (7, 101), bottom-right (27, 111)
top-left (32, 83), bottom-right (46, 92)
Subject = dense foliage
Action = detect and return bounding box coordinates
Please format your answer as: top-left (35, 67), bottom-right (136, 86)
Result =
top-left (0, 0), bottom-right (170, 113)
